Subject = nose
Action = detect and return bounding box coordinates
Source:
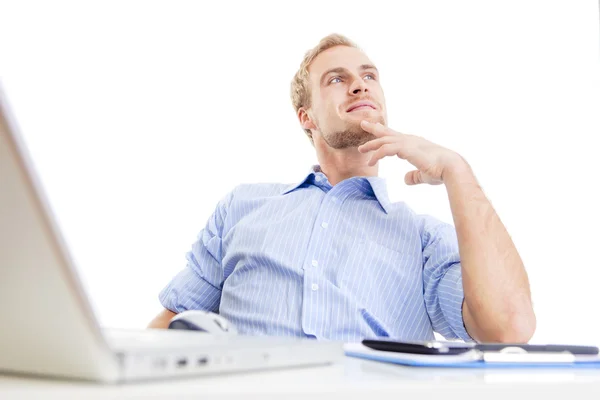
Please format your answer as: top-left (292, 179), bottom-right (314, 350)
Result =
top-left (349, 76), bottom-right (368, 95)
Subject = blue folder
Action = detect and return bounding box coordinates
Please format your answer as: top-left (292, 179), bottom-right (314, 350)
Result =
top-left (344, 343), bottom-right (600, 369)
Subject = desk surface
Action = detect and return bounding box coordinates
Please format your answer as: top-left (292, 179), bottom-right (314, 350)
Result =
top-left (2, 356), bottom-right (600, 399)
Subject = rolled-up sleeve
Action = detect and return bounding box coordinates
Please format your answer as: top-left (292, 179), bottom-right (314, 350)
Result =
top-left (420, 215), bottom-right (473, 342)
top-left (159, 189), bottom-right (234, 313)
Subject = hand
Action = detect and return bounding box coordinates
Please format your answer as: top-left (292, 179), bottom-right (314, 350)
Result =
top-left (358, 120), bottom-right (466, 185)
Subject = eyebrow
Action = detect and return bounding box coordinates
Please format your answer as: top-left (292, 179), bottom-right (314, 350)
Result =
top-left (320, 64), bottom-right (379, 85)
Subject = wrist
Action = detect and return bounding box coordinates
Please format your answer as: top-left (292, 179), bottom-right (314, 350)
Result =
top-left (442, 155), bottom-right (474, 184)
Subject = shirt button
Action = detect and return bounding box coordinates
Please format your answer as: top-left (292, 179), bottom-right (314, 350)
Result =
top-left (311, 259), bottom-right (318, 267)
top-left (311, 283), bottom-right (319, 291)
top-left (321, 222), bottom-right (328, 229)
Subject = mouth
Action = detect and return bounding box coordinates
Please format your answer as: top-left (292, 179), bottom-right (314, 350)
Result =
top-left (346, 101), bottom-right (377, 113)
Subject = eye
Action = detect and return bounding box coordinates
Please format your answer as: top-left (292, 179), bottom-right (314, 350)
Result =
top-left (364, 74), bottom-right (376, 80)
top-left (329, 76), bottom-right (342, 84)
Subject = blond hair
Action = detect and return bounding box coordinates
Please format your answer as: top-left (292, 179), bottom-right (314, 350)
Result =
top-left (290, 34), bottom-right (358, 142)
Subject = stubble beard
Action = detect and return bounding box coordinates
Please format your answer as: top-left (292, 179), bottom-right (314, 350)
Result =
top-left (320, 116), bottom-right (386, 150)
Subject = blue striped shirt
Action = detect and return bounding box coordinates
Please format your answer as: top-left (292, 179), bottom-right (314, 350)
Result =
top-left (159, 166), bottom-right (472, 342)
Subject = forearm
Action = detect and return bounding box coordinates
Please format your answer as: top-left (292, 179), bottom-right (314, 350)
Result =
top-left (443, 159), bottom-right (535, 343)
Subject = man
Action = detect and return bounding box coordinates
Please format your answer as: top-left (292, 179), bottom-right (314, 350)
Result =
top-left (149, 34), bottom-right (536, 343)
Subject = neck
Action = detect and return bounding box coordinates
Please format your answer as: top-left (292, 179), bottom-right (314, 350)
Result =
top-left (315, 142), bottom-right (378, 186)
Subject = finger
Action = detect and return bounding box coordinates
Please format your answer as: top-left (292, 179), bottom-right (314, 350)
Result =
top-left (367, 143), bottom-right (402, 166)
top-left (404, 170), bottom-right (424, 185)
top-left (358, 135), bottom-right (399, 153)
top-left (360, 120), bottom-right (394, 137)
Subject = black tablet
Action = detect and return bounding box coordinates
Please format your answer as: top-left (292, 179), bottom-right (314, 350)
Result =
top-left (362, 339), bottom-right (474, 355)
top-left (362, 339), bottom-right (599, 356)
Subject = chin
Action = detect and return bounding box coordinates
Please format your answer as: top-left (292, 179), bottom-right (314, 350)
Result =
top-left (322, 124), bottom-right (379, 149)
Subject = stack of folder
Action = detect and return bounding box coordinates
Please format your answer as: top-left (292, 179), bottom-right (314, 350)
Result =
top-left (345, 340), bottom-right (600, 368)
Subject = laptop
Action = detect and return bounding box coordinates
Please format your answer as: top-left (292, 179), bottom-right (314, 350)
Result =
top-left (0, 83), bottom-right (343, 383)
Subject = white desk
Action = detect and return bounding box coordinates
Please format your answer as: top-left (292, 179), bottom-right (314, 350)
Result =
top-left (2, 356), bottom-right (600, 399)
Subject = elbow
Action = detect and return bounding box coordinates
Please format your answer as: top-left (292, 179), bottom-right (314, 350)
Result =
top-left (465, 298), bottom-right (536, 343)
top-left (488, 311), bottom-right (537, 344)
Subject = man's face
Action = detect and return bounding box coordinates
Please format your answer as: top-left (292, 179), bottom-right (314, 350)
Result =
top-left (304, 45), bottom-right (387, 149)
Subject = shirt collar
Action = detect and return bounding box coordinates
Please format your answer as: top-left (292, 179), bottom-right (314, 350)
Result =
top-left (364, 176), bottom-right (392, 214)
top-left (280, 165), bottom-right (321, 195)
top-left (281, 165), bottom-right (392, 214)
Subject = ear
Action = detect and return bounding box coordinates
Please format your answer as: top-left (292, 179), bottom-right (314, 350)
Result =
top-left (298, 107), bottom-right (317, 131)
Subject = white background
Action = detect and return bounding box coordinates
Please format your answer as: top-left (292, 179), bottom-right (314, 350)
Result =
top-left (0, 0), bottom-right (599, 344)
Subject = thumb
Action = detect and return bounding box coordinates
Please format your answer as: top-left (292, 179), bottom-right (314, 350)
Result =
top-left (404, 170), bottom-right (424, 185)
